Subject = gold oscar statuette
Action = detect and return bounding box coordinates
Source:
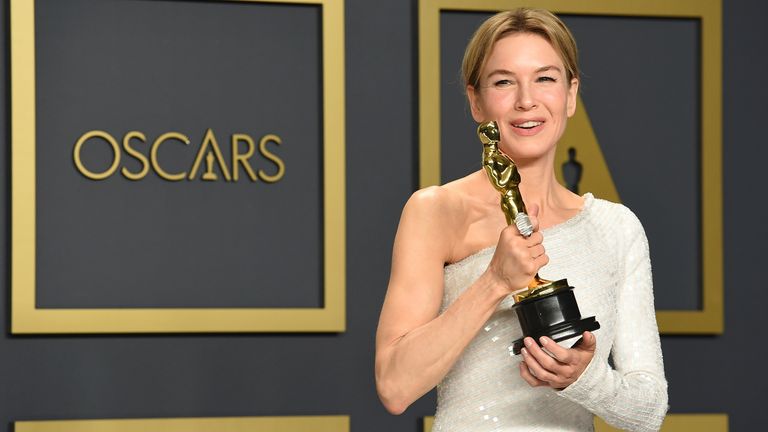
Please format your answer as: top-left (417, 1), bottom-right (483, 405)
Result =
top-left (478, 121), bottom-right (600, 355)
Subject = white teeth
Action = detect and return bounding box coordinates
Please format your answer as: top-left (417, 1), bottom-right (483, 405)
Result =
top-left (515, 121), bottom-right (542, 128)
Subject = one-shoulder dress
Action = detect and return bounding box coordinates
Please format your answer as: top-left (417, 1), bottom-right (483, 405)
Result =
top-left (432, 194), bottom-right (668, 432)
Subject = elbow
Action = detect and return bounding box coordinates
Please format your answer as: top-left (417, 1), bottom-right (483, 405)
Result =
top-left (375, 346), bottom-right (421, 415)
top-left (376, 377), bottom-right (411, 415)
top-left (648, 376), bottom-right (669, 425)
top-left (632, 375), bottom-right (670, 432)
top-left (381, 399), bottom-right (408, 416)
top-left (652, 383), bottom-right (670, 431)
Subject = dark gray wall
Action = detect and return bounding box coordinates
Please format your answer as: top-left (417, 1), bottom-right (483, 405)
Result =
top-left (0, 0), bottom-right (765, 431)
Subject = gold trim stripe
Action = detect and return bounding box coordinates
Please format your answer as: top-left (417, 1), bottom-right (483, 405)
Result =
top-left (425, 414), bottom-right (728, 432)
top-left (15, 416), bottom-right (350, 432)
top-left (595, 414), bottom-right (728, 432)
top-left (10, 0), bottom-right (37, 333)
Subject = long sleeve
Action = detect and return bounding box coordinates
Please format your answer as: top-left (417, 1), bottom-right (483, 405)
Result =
top-left (557, 212), bottom-right (669, 431)
top-left (433, 195), bottom-right (668, 431)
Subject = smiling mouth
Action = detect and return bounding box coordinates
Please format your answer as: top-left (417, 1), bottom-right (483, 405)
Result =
top-left (513, 121), bottom-right (543, 129)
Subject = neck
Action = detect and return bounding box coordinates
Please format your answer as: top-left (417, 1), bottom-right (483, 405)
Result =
top-left (516, 149), bottom-right (556, 197)
top-left (514, 151), bottom-right (578, 227)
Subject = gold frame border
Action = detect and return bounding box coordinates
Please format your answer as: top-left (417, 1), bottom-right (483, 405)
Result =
top-left (418, 0), bottom-right (723, 334)
top-left (15, 416), bottom-right (350, 432)
top-left (10, 0), bottom-right (346, 333)
top-left (425, 414), bottom-right (728, 432)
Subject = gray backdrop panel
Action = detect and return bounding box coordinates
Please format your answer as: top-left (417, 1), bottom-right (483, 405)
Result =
top-left (35, 0), bottom-right (323, 308)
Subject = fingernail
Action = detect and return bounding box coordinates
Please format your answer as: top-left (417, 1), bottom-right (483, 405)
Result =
top-left (539, 336), bottom-right (548, 345)
top-left (521, 347), bottom-right (528, 356)
top-left (524, 338), bottom-right (533, 347)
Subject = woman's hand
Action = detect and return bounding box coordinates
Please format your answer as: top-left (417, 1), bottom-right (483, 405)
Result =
top-left (486, 204), bottom-right (548, 294)
top-left (519, 332), bottom-right (597, 389)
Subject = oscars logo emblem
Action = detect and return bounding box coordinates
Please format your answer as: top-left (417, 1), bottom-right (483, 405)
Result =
top-left (203, 153), bottom-right (219, 181)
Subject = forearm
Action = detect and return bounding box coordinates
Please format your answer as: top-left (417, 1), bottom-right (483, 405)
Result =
top-left (558, 358), bottom-right (668, 431)
top-left (376, 271), bottom-right (508, 414)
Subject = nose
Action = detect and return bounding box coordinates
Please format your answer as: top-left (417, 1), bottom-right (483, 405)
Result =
top-left (515, 83), bottom-right (537, 111)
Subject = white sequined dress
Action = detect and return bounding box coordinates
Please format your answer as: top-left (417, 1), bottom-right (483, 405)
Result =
top-left (432, 194), bottom-right (668, 432)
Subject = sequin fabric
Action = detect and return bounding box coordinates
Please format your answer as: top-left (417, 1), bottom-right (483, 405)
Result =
top-left (432, 194), bottom-right (668, 432)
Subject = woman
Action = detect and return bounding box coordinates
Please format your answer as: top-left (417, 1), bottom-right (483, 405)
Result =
top-left (375, 8), bottom-right (668, 432)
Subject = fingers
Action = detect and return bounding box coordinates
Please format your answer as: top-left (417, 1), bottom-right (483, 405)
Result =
top-left (521, 334), bottom-right (598, 389)
top-left (525, 232), bottom-right (548, 270)
top-left (539, 336), bottom-right (572, 363)
top-left (521, 347), bottom-right (557, 383)
top-left (529, 244), bottom-right (545, 259)
top-left (519, 361), bottom-right (547, 387)
top-left (523, 338), bottom-right (563, 371)
top-left (526, 231), bottom-right (543, 246)
top-left (502, 226), bottom-right (542, 247)
top-left (490, 223), bottom-right (549, 293)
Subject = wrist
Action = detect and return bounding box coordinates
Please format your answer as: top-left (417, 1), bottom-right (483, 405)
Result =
top-left (479, 269), bottom-right (515, 301)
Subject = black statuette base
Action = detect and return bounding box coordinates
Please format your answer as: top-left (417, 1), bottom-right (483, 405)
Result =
top-left (510, 284), bottom-right (600, 355)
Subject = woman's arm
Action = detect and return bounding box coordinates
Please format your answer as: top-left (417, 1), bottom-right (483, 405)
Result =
top-left (556, 215), bottom-right (668, 431)
top-left (515, 211), bottom-right (667, 431)
top-left (375, 187), bottom-right (547, 414)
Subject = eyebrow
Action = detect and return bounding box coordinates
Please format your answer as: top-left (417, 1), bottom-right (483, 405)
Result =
top-left (486, 65), bottom-right (563, 78)
top-left (535, 65), bottom-right (562, 73)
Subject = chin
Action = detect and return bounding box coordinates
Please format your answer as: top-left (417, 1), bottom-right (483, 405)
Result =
top-left (499, 140), bottom-right (556, 162)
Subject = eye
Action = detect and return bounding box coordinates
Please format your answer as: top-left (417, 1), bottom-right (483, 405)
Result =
top-left (536, 76), bottom-right (557, 83)
top-left (493, 79), bottom-right (515, 88)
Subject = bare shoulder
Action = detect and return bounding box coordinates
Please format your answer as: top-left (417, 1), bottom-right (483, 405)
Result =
top-left (400, 185), bottom-right (464, 240)
top-left (400, 172), bottom-right (503, 264)
top-left (404, 185), bottom-right (464, 219)
top-left (392, 183), bottom-right (473, 266)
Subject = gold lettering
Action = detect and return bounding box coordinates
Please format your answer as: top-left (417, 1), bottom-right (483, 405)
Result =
top-left (73, 130), bottom-right (121, 180)
top-left (189, 128), bottom-right (232, 181)
top-left (231, 134), bottom-right (258, 181)
top-left (75, 129), bottom-right (284, 184)
top-left (151, 132), bottom-right (190, 181)
top-left (121, 131), bottom-right (149, 180)
top-left (258, 134), bottom-right (285, 183)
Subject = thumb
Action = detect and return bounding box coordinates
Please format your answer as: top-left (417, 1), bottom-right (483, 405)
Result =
top-left (577, 331), bottom-right (597, 352)
top-left (528, 203), bottom-right (539, 217)
top-left (527, 203), bottom-right (540, 232)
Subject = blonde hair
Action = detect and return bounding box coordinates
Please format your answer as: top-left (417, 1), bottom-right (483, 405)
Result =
top-left (462, 8), bottom-right (579, 89)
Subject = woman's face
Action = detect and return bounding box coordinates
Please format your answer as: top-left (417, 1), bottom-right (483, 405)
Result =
top-left (467, 33), bottom-right (578, 161)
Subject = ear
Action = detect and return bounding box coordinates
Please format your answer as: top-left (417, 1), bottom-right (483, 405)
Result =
top-left (566, 78), bottom-right (579, 118)
top-left (467, 85), bottom-right (485, 122)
